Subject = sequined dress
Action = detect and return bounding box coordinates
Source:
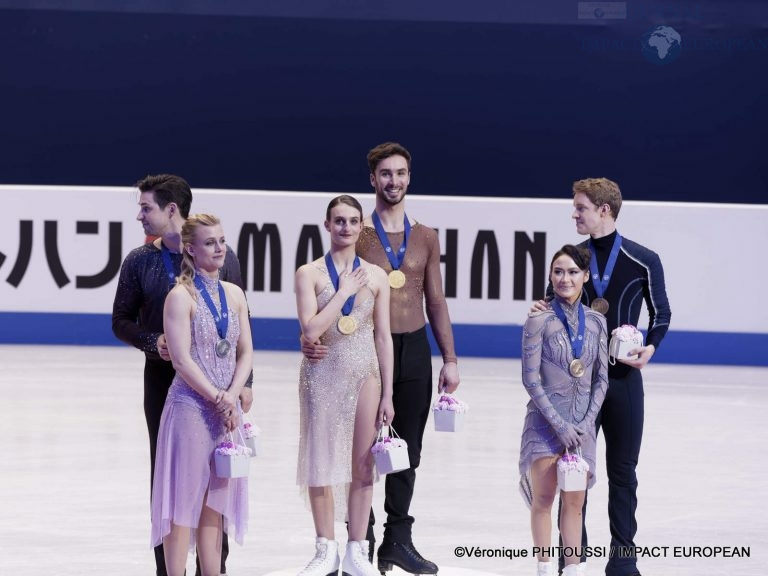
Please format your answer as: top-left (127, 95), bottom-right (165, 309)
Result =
top-left (297, 262), bottom-right (380, 520)
top-left (518, 299), bottom-right (609, 506)
top-left (151, 276), bottom-right (248, 547)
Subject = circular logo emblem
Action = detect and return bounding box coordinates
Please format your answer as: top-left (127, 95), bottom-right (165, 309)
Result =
top-left (641, 25), bottom-right (682, 65)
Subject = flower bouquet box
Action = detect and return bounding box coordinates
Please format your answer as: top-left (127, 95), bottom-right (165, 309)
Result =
top-left (242, 422), bottom-right (261, 458)
top-left (432, 394), bottom-right (469, 432)
top-left (609, 324), bottom-right (643, 362)
top-left (557, 450), bottom-right (589, 492)
top-left (214, 436), bottom-right (252, 478)
top-left (371, 426), bottom-right (410, 475)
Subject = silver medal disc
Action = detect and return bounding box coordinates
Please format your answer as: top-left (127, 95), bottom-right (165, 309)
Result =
top-left (215, 339), bottom-right (231, 358)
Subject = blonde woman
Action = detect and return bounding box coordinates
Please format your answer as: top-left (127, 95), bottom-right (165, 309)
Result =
top-left (151, 214), bottom-right (253, 576)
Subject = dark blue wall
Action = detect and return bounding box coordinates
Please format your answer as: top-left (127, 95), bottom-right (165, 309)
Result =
top-left (1, 2), bottom-right (766, 202)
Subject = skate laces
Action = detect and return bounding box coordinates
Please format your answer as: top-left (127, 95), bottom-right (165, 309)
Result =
top-left (299, 544), bottom-right (328, 574)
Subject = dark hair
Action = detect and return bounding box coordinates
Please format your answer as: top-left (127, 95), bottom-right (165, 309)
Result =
top-left (572, 177), bottom-right (622, 220)
top-left (549, 244), bottom-right (591, 273)
top-left (367, 142), bottom-right (412, 174)
top-left (326, 194), bottom-right (363, 221)
top-left (136, 174), bottom-right (193, 219)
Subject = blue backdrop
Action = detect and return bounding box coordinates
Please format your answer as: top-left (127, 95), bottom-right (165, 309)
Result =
top-left (0, 1), bottom-right (766, 203)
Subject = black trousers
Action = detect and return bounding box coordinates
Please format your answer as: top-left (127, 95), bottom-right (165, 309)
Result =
top-left (558, 368), bottom-right (644, 576)
top-left (144, 359), bottom-right (229, 576)
top-left (369, 327), bottom-right (434, 544)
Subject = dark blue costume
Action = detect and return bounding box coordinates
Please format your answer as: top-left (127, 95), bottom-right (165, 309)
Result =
top-left (579, 231), bottom-right (671, 576)
top-left (551, 231), bottom-right (671, 576)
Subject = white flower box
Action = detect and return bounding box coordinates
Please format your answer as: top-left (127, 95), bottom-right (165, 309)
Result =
top-left (371, 426), bottom-right (410, 475)
top-left (432, 394), bottom-right (469, 432)
top-left (557, 451), bottom-right (589, 492)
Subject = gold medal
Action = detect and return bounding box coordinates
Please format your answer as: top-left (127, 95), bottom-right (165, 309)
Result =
top-left (337, 315), bottom-right (357, 335)
top-left (569, 359), bottom-right (585, 378)
top-left (388, 269), bottom-right (406, 289)
top-left (591, 298), bottom-right (609, 314)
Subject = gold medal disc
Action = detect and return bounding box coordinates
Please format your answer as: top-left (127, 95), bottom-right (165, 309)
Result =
top-left (591, 298), bottom-right (609, 314)
top-left (388, 269), bottom-right (406, 289)
top-left (337, 315), bottom-right (358, 335)
top-left (569, 359), bottom-right (586, 378)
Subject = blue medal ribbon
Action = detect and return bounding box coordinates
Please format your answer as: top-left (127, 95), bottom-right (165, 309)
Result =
top-left (588, 233), bottom-right (622, 298)
top-left (160, 243), bottom-right (179, 287)
top-left (371, 211), bottom-right (411, 271)
top-left (324, 253), bottom-right (361, 315)
top-left (551, 299), bottom-right (586, 359)
top-left (193, 274), bottom-right (229, 341)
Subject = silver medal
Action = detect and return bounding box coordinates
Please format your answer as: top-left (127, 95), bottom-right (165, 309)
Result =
top-left (215, 339), bottom-right (231, 358)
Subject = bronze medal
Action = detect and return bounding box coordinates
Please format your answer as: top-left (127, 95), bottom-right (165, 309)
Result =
top-left (388, 269), bottom-right (406, 289)
top-left (337, 315), bottom-right (357, 335)
top-left (569, 359), bottom-right (585, 378)
top-left (591, 298), bottom-right (609, 314)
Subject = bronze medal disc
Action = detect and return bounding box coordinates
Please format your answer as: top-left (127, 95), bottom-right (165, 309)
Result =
top-left (337, 315), bottom-right (358, 335)
top-left (569, 359), bottom-right (586, 378)
top-left (215, 339), bottom-right (231, 358)
top-left (591, 298), bottom-right (610, 314)
top-left (388, 269), bottom-right (406, 289)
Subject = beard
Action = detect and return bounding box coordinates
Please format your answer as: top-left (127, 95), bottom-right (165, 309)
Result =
top-left (377, 187), bottom-right (406, 206)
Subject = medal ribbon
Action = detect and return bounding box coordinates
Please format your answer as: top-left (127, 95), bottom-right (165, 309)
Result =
top-left (325, 253), bottom-right (361, 316)
top-left (371, 211), bottom-right (411, 271)
top-left (193, 275), bottom-right (229, 340)
top-left (588, 233), bottom-right (622, 298)
top-left (160, 243), bottom-right (179, 287)
top-left (551, 299), bottom-right (586, 359)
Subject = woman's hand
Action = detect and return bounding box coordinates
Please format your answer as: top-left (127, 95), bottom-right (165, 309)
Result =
top-left (338, 266), bottom-right (368, 297)
top-left (377, 395), bottom-right (395, 429)
top-left (215, 389), bottom-right (237, 420)
top-left (557, 422), bottom-right (585, 449)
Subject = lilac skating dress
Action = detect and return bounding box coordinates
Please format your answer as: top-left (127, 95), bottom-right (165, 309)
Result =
top-left (518, 299), bottom-right (609, 507)
top-left (296, 262), bottom-right (380, 520)
top-left (151, 277), bottom-right (248, 548)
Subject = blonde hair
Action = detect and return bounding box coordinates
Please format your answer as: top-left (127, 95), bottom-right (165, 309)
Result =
top-left (572, 177), bottom-right (623, 220)
top-left (178, 213), bottom-right (222, 294)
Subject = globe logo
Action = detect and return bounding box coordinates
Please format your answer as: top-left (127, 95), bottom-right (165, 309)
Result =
top-left (594, 8), bottom-right (604, 18)
top-left (641, 25), bottom-right (682, 65)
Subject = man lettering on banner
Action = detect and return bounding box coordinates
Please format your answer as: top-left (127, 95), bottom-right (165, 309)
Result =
top-left (112, 174), bottom-right (253, 576)
top-left (302, 142), bottom-right (460, 575)
top-left (534, 177), bottom-right (671, 576)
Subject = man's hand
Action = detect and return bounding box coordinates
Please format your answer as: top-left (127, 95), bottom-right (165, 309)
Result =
top-left (239, 387), bottom-right (253, 413)
top-left (529, 299), bottom-right (550, 314)
top-left (300, 333), bottom-right (329, 363)
top-left (157, 334), bottom-right (171, 361)
top-left (621, 344), bottom-right (656, 370)
top-left (438, 361), bottom-right (460, 394)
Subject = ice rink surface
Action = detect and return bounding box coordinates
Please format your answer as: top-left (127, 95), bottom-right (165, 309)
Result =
top-left (1, 345), bottom-right (765, 575)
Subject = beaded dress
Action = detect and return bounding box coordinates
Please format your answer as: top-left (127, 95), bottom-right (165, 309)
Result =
top-left (518, 298), bottom-right (609, 507)
top-left (151, 274), bottom-right (248, 548)
top-left (297, 262), bottom-right (380, 520)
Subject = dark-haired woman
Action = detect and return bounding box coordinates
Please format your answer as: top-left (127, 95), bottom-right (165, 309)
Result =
top-left (294, 195), bottom-right (394, 576)
top-left (519, 245), bottom-right (608, 576)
